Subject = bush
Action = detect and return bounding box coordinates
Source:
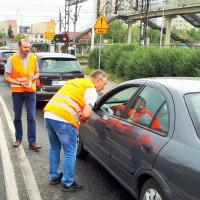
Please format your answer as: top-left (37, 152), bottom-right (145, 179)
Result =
top-left (88, 44), bottom-right (200, 80)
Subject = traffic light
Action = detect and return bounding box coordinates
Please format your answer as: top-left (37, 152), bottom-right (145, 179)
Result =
top-left (54, 33), bottom-right (68, 43)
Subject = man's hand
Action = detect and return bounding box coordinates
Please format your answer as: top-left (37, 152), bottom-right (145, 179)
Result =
top-left (20, 81), bottom-right (29, 88)
top-left (78, 105), bottom-right (92, 122)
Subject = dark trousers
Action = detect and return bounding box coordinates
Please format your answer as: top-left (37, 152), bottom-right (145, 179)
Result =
top-left (12, 92), bottom-right (36, 145)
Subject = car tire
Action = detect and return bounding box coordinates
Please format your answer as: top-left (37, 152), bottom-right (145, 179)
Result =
top-left (76, 132), bottom-right (88, 159)
top-left (140, 178), bottom-right (167, 200)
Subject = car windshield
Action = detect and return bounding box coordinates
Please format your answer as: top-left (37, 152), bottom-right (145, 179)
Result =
top-left (1, 52), bottom-right (15, 58)
top-left (185, 93), bottom-right (200, 136)
top-left (39, 58), bottom-right (81, 73)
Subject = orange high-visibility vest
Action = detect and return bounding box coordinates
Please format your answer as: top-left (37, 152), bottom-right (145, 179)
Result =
top-left (44, 78), bottom-right (95, 129)
top-left (10, 54), bottom-right (37, 92)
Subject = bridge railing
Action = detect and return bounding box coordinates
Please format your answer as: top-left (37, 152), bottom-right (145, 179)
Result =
top-left (149, 0), bottom-right (200, 12)
top-left (118, 0), bottom-right (200, 15)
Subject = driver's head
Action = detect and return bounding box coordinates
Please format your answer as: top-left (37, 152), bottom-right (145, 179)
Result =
top-left (90, 70), bottom-right (107, 92)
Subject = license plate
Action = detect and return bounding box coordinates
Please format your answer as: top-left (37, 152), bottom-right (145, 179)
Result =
top-left (52, 80), bottom-right (66, 86)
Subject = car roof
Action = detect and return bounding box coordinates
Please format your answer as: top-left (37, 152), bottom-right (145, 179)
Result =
top-left (34, 52), bottom-right (76, 59)
top-left (0, 50), bottom-right (17, 53)
top-left (120, 77), bottom-right (200, 94)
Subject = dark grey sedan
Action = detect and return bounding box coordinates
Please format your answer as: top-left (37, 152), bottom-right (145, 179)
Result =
top-left (78, 77), bottom-right (200, 200)
top-left (35, 52), bottom-right (84, 102)
top-left (0, 50), bottom-right (17, 73)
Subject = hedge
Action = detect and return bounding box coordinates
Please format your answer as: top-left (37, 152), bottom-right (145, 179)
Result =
top-left (88, 44), bottom-right (200, 80)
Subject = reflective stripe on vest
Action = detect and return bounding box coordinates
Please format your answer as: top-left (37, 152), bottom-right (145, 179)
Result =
top-left (54, 93), bottom-right (81, 112)
top-left (49, 100), bottom-right (80, 124)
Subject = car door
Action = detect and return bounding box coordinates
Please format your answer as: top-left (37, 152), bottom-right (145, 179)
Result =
top-left (109, 84), bottom-right (174, 187)
top-left (80, 85), bottom-right (140, 164)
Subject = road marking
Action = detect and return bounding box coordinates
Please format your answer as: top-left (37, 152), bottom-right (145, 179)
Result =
top-left (0, 118), bottom-right (20, 200)
top-left (0, 95), bottom-right (42, 200)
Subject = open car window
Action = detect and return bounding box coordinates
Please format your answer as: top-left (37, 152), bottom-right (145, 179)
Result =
top-left (99, 86), bottom-right (139, 117)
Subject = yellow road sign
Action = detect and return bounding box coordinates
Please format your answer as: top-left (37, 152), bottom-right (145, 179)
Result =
top-left (95, 29), bottom-right (108, 34)
top-left (94, 14), bottom-right (109, 34)
top-left (44, 32), bottom-right (55, 40)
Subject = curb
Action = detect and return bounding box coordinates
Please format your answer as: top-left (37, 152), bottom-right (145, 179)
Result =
top-left (0, 95), bottom-right (42, 200)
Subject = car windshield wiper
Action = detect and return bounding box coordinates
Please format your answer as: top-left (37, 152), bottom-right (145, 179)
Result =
top-left (67, 70), bottom-right (82, 73)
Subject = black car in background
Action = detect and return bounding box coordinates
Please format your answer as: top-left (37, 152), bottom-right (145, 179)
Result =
top-left (78, 77), bottom-right (200, 200)
top-left (0, 50), bottom-right (17, 73)
top-left (35, 52), bottom-right (84, 102)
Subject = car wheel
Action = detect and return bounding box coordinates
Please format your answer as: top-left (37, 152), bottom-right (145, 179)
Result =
top-left (76, 131), bottom-right (88, 159)
top-left (140, 179), bottom-right (167, 200)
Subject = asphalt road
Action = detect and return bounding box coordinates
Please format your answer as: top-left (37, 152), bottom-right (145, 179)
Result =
top-left (0, 74), bottom-right (135, 200)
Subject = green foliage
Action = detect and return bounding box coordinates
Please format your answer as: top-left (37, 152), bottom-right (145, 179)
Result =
top-left (14, 34), bottom-right (26, 42)
top-left (8, 25), bottom-right (14, 39)
top-left (173, 28), bottom-right (200, 43)
top-left (147, 28), bottom-right (161, 44)
top-left (88, 44), bottom-right (200, 80)
top-left (106, 20), bottom-right (127, 43)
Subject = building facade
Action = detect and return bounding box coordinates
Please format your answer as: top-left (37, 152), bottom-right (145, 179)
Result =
top-left (0, 20), bottom-right (17, 35)
top-left (30, 20), bottom-right (56, 34)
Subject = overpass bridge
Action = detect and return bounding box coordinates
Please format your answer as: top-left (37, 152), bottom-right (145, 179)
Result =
top-left (121, 0), bottom-right (200, 46)
top-left (77, 0), bottom-right (200, 46)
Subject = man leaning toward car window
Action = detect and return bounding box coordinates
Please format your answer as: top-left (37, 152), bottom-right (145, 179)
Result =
top-left (4, 38), bottom-right (42, 151)
top-left (43, 70), bottom-right (107, 192)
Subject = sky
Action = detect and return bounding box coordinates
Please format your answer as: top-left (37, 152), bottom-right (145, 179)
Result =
top-left (0, 0), bottom-right (94, 32)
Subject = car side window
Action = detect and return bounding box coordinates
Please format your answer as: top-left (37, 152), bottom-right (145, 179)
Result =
top-left (126, 86), bottom-right (169, 135)
top-left (99, 86), bottom-right (139, 117)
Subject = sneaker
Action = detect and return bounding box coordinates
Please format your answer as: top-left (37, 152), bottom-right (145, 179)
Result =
top-left (50, 173), bottom-right (63, 185)
top-left (60, 181), bottom-right (83, 192)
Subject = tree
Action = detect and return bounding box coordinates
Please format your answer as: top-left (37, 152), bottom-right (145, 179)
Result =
top-left (14, 34), bottom-right (26, 42)
top-left (8, 25), bottom-right (14, 39)
top-left (106, 19), bottom-right (127, 43)
top-left (147, 28), bottom-right (160, 45)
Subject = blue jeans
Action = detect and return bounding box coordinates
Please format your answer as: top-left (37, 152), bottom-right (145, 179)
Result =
top-left (12, 92), bottom-right (36, 145)
top-left (44, 118), bottom-right (77, 187)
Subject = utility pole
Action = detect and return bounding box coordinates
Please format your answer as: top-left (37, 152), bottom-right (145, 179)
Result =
top-left (91, 0), bottom-right (98, 50)
top-left (73, 0), bottom-right (79, 43)
top-left (59, 10), bottom-right (62, 34)
top-left (139, 0), bottom-right (150, 46)
top-left (64, 0), bottom-right (70, 33)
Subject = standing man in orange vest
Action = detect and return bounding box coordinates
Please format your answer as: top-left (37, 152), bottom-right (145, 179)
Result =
top-left (4, 38), bottom-right (42, 150)
top-left (44, 70), bottom-right (107, 192)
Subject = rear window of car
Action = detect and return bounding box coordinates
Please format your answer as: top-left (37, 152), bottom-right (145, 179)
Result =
top-left (1, 52), bottom-right (15, 58)
top-left (39, 58), bottom-right (81, 73)
top-left (185, 93), bottom-right (200, 137)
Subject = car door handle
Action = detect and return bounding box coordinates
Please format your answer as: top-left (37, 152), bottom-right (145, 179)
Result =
top-left (141, 143), bottom-right (153, 153)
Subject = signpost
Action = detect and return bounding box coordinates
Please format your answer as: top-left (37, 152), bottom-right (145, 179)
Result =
top-left (94, 15), bottom-right (109, 70)
top-left (44, 32), bottom-right (55, 40)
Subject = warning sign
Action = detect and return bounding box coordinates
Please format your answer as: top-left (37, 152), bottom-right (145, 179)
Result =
top-left (94, 14), bottom-right (109, 34)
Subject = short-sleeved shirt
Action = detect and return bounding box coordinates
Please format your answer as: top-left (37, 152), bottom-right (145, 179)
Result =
top-left (5, 54), bottom-right (39, 73)
top-left (44, 87), bottom-right (98, 123)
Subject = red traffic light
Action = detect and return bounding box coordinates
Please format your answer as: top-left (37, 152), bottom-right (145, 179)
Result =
top-left (54, 33), bottom-right (68, 43)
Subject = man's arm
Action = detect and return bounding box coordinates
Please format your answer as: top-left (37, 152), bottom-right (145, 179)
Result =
top-left (78, 87), bottom-right (98, 122)
top-left (4, 72), bottom-right (28, 87)
top-left (33, 58), bottom-right (40, 80)
top-left (4, 59), bottom-right (28, 87)
top-left (78, 104), bottom-right (92, 122)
